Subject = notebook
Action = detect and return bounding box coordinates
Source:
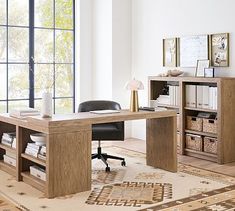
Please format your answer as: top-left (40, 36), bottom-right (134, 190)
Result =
top-left (90, 110), bottom-right (120, 114)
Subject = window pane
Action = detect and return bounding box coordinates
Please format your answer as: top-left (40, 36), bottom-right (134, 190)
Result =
top-left (34, 29), bottom-right (53, 63)
top-left (55, 0), bottom-right (73, 29)
top-left (0, 0), bottom-right (6, 25)
top-left (0, 27), bottom-right (6, 62)
top-left (0, 64), bottom-right (6, 100)
top-left (0, 102), bottom-right (6, 113)
top-left (55, 30), bottom-right (73, 63)
top-left (34, 64), bottom-right (54, 98)
top-left (35, 0), bottom-right (53, 28)
top-left (8, 0), bottom-right (29, 26)
top-left (55, 64), bottom-right (73, 97)
top-left (8, 27), bottom-right (29, 62)
top-left (55, 98), bottom-right (73, 114)
top-left (8, 100), bottom-right (29, 111)
top-left (8, 64), bottom-right (29, 99)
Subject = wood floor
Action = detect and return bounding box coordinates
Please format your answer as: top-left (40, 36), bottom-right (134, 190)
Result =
top-left (100, 138), bottom-right (235, 177)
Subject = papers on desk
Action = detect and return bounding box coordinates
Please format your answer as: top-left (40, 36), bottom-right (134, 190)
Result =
top-left (10, 107), bottom-right (40, 119)
top-left (89, 110), bottom-right (120, 114)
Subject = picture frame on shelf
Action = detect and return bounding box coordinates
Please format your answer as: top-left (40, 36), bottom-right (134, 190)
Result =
top-left (210, 33), bottom-right (229, 67)
top-left (195, 59), bottom-right (210, 77)
top-left (204, 67), bottom-right (215, 78)
top-left (163, 38), bottom-right (177, 67)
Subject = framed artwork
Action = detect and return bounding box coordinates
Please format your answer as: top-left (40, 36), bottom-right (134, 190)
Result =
top-left (163, 38), bottom-right (177, 67)
top-left (179, 35), bottom-right (209, 67)
top-left (204, 68), bottom-right (214, 78)
top-left (210, 33), bottom-right (229, 67)
top-left (196, 59), bottom-right (210, 77)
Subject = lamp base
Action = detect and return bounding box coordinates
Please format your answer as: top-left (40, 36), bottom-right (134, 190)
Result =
top-left (130, 90), bottom-right (139, 112)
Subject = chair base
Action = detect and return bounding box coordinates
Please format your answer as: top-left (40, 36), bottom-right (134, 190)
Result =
top-left (92, 146), bottom-right (126, 172)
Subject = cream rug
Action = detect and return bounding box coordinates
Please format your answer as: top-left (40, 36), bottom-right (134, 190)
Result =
top-left (0, 146), bottom-right (235, 211)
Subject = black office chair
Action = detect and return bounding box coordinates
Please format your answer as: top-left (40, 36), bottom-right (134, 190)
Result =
top-left (78, 100), bottom-right (126, 172)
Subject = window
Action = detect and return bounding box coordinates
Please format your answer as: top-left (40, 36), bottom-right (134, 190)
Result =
top-left (0, 0), bottom-right (75, 114)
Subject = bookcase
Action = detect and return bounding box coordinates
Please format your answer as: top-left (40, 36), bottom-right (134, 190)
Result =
top-left (149, 76), bottom-right (235, 164)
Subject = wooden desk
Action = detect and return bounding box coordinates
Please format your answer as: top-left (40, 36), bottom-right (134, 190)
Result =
top-left (0, 110), bottom-right (177, 198)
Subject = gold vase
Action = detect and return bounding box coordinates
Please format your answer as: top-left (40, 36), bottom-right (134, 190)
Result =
top-left (130, 90), bottom-right (139, 112)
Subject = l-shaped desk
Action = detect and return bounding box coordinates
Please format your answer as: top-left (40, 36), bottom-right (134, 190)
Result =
top-left (0, 110), bottom-right (177, 198)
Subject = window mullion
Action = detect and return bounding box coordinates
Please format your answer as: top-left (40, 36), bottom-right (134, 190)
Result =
top-left (29, 0), bottom-right (34, 108)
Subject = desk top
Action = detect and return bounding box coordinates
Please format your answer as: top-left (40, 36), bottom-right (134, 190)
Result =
top-left (0, 110), bottom-right (176, 134)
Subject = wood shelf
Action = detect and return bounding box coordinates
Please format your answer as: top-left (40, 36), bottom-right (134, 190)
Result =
top-left (0, 160), bottom-right (16, 177)
top-left (185, 130), bottom-right (217, 138)
top-left (149, 76), bottom-right (235, 164)
top-left (21, 171), bottom-right (46, 193)
top-left (184, 149), bottom-right (217, 162)
top-left (184, 107), bottom-right (217, 113)
top-left (21, 153), bottom-right (46, 167)
top-left (0, 143), bottom-right (16, 154)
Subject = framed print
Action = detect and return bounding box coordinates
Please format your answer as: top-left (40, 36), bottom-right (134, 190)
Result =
top-left (211, 33), bottom-right (229, 67)
top-left (196, 59), bottom-right (210, 77)
top-left (179, 35), bottom-right (209, 67)
top-left (163, 38), bottom-right (177, 67)
top-left (204, 67), bottom-right (214, 78)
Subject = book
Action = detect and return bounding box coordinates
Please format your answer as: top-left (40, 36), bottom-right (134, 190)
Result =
top-left (10, 108), bottom-right (40, 119)
top-left (186, 85), bottom-right (196, 107)
top-left (202, 86), bottom-right (209, 109)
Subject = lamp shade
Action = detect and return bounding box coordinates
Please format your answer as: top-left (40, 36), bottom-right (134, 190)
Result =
top-left (125, 79), bottom-right (144, 91)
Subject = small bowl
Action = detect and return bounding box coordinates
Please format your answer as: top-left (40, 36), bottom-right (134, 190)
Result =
top-left (30, 133), bottom-right (46, 146)
top-left (168, 70), bottom-right (184, 77)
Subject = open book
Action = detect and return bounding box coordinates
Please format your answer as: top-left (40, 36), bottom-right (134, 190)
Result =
top-left (90, 110), bottom-right (120, 114)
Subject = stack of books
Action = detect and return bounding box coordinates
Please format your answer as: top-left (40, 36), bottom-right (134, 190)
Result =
top-left (156, 95), bottom-right (170, 105)
top-left (3, 151), bottom-right (16, 167)
top-left (38, 146), bottom-right (46, 160)
top-left (25, 143), bottom-right (41, 157)
top-left (1, 132), bottom-right (16, 148)
top-left (10, 108), bottom-right (40, 119)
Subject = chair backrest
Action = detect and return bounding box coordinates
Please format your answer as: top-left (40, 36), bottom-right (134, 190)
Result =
top-left (78, 100), bottom-right (121, 112)
top-left (78, 100), bottom-right (124, 141)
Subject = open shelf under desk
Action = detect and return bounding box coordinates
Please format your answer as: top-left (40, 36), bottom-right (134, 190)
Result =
top-left (0, 160), bottom-right (16, 177)
top-left (185, 130), bottom-right (217, 138)
top-left (21, 153), bottom-right (46, 167)
top-left (184, 148), bottom-right (217, 162)
top-left (184, 107), bottom-right (217, 113)
top-left (21, 171), bottom-right (46, 193)
top-left (0, 143), bottom-right (16, 154)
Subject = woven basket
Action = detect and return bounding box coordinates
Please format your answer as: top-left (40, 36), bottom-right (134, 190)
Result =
top-left (203, 119), bottom-right (217, 134)
top-left (186, 116), bottom-right (203, 131)
top-left (185, 134), bottom-right (203, 151)
top-left (204, 137), bottom-right (217, 154)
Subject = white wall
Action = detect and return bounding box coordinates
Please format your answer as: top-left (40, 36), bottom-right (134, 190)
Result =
top-left (132, 0), bottom-right (235, 139)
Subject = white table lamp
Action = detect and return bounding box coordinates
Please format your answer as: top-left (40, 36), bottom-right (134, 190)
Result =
top-left (125, 79), bottom-right (144, 112)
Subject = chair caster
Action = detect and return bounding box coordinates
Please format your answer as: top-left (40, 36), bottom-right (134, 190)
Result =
top-left (121, 160), bottom-right (126, 166)
top-left (105, 166), bottom-right (110, 172)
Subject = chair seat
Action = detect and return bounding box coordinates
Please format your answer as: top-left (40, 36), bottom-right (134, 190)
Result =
top-left (92, 124), bottom-right (123, 141)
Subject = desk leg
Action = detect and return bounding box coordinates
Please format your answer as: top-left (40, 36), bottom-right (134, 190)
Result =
top-left (46, 126), bottom-right (92, 198)
top-left (146, 116), bottom-right (177, 173)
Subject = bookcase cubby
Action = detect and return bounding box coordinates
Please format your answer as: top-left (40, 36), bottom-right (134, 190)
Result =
top-left (149, 76), bottom-right (235, 164)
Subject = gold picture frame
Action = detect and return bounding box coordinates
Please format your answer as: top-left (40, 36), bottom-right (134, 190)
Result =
top-left (210, 33), bottom-right (229, 67)
top-left (163, 38), bottom-right (177, 67)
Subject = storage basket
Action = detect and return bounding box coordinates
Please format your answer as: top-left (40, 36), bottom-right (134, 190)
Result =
top-left (185, 134), bottom-right (203, 151)
top-left (204, 137), bottom-right (217, 154)
top-left (186, 116), bottom-right (203, 131)
top-left (203, 118), bottom-right (217, 134)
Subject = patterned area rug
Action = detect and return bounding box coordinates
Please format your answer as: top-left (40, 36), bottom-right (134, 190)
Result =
top-left (0, 146), bottom-right (235, 211)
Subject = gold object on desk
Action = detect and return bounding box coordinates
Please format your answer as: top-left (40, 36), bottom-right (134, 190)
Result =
top-left (125, 78), bottom-right (144, 112)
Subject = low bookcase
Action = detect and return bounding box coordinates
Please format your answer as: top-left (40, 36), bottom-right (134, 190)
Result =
top-left (149, 76), bottom-right (235, 164)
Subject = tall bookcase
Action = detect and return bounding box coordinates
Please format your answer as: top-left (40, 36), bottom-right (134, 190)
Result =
top-left (149, 76), bottom-right (235, 164)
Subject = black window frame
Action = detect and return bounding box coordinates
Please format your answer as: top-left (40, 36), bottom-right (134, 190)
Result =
top-left (0, 0), bottom-right (75, 113)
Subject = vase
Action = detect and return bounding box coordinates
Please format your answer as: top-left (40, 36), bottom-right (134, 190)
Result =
top-left (41, 92), bottom-right (52, 118)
